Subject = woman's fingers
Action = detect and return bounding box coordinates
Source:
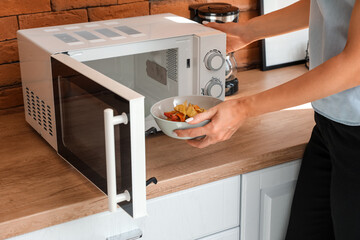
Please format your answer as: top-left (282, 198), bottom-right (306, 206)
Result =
top-left (174, 125), bottom-right (207, 139)
top-left (174, 99), bottom-right (248, 148)
top-left (174, 105), bottom-right (219, 138)
top-left (186, 107), bottom-right (217, 125)
top-left (174, 99), bottom-right (247, 148)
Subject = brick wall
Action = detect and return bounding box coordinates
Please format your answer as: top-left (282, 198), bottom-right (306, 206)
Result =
top-left (0, 0), bottom-right (259, 110)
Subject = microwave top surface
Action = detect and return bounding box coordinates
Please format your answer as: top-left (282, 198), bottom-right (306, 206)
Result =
top-left (17, 13), bottom-right (221, 54)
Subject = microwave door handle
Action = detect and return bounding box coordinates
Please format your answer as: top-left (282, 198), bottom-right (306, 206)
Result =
top-left (104, 108), bottom-right (131, 212)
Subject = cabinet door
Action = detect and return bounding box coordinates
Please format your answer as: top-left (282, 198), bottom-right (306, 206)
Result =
top-left (241, 160), bottom-right (301, 240)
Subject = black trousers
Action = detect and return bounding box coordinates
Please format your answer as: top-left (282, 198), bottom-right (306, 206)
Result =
top-left (286, 113), bottom-right (360, 240)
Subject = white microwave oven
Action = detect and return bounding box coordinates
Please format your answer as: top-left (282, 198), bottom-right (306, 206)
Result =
top-left (17, 13), bottom-right (226, 218)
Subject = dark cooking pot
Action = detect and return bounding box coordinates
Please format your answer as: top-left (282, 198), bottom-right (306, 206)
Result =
top-left (189, 3), bottom-right (239, 24)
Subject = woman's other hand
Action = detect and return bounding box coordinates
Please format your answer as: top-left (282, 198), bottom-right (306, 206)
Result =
top-left (205, 22), bottom-right (253, 53)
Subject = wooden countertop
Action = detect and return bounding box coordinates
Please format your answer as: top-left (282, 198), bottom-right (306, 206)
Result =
top-left (0, 65), bottom-right (313, 239)
top-left (0, 107), bottom-right (109, 239)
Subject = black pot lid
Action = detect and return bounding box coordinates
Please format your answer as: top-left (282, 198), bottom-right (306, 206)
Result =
top-left (198, 3), bottom-right (239, 16)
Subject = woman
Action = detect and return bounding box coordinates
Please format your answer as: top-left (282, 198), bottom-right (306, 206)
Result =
top-left (175, 0), bottom-right (360, 239)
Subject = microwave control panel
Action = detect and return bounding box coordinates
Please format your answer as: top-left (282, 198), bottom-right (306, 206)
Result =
top-left (195, 33), bottom-right (226, 100)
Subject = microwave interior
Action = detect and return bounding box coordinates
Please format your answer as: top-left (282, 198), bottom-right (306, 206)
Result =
top-left (64, 35), bottom-right (193, 132)
top-left (82, 48), bottom-right (179, 126)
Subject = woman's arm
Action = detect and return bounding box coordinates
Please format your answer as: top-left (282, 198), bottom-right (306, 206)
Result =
top-left (175, 0), bottom-right (360, 148)
top-left (244, 0), bottom-right (360, 118)
top-left (206, 0), bottom-right (310, 53)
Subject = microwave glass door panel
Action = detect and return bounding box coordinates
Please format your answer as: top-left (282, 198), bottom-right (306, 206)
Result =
top-left (51, 54), bottom-right (146, 218)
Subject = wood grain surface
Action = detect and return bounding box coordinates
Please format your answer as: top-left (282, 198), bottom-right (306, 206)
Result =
top-left (0, 65), bottom-right (312, 239)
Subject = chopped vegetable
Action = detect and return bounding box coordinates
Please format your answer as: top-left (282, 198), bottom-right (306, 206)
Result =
top-left (164, 101), bottom-right (206, 122)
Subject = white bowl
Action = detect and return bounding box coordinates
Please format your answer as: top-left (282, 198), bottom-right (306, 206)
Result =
top-left (150, 95), bottom-right (223, 139)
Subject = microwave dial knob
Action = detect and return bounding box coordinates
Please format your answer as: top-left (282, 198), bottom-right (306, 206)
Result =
top-left (205, 78), bottom-right (223, 98)
top-left (204, 50), bottom-right (225, 71)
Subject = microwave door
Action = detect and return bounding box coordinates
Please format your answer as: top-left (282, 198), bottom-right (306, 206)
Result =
top-left (51, 53), bottom-right (146, 218)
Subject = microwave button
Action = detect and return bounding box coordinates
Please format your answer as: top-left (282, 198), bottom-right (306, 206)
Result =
top-left (204, 77), bottom-right (223, 98)
top-left (204, 50), bottom-right (225, 71)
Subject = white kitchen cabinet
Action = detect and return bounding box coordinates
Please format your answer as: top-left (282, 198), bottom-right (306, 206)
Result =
top-left (8, 175), bottom-right (240, 240)
top-left (240, 160), bottom-right (301, 240)
top-left (8, 160), bottom-right (302, 240)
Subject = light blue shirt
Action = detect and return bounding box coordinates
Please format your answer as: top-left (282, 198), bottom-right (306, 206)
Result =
top-left (310, 0), bottom-right (360, 126)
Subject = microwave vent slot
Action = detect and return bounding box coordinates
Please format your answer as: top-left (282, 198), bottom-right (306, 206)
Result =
top-left (25, 87), bottom-right (54, 136)
top-left (166, 49), bottom-right (178, 82)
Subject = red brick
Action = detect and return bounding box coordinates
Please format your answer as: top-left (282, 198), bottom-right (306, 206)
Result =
top-left (150, 0), bottom-right (202, 18)
top-left (52, 0), bottom-right (117, 11)
top-left (0, 40), bottom-right (19, 64)
top-left (0, 63), bottom-right (21, 87)
top-left (0, 17), bottom-right (18, 41)
top-left (88, 2), bottom-right (149, 21)
top-left (0, 85), bottom-right (23, 110)
top-left (118, 0), bottom-right (148, 4)
top-left (0, 0), bottom-right (50, 17)
top-left (19, 9), bottom-right (88, 29)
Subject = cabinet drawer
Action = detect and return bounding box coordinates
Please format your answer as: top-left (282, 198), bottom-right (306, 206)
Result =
top-left (139, 175), bottom-right (241, 240)
top-left (9, 176), bottom-right (240, 240)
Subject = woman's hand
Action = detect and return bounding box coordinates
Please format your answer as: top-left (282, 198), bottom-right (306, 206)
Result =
top-left (205, 0), bottom-right (310, 54)
top-left (205, 22), bottom-right (253, 53)
top-left (174, 99), bottom-right (250, 148)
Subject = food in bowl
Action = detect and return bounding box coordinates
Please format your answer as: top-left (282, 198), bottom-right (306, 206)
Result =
top-left (150, 95), bottom-right (223, 139)
top-left (164, 101), bottom-right (206, 122)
